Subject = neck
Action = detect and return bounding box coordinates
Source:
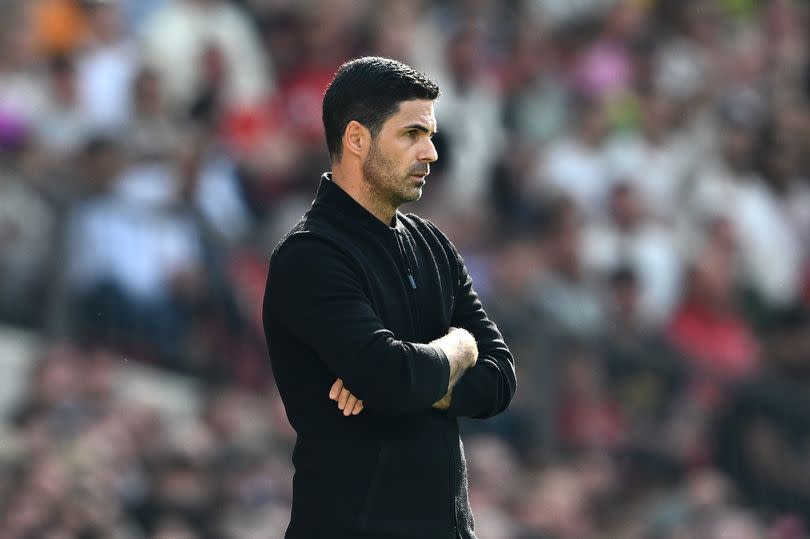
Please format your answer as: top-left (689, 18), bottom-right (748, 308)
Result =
top-left (331, 166), bottom-right (397, 226)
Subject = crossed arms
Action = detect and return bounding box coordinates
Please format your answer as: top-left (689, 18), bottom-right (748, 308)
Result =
top-left (328, 326), bottom-right (478, 415)
top-left (265, 235), bottom-right (516, 418)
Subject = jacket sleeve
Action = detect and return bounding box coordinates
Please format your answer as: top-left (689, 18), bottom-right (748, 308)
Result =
top-left (263, 235), bottom-right (450, 415)
top-left (445, 250), bottom-right (517, 419)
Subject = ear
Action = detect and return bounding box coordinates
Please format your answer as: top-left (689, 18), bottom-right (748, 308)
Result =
top-left (343, 120), bottom-right (370, 159)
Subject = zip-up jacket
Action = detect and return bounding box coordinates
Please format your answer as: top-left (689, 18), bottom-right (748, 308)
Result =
top-left (263, 174), bottom-right (517, 539)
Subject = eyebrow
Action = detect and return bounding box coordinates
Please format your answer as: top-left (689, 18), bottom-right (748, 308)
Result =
top-left (403, 124), bottom-right (438, 136)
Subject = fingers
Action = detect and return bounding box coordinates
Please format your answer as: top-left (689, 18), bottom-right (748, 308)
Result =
top-left (329, 378), bottom-right (343, 400)
top-left (329, 378), bottom-right (363, 416)
top-left (338, 387), bottom-right (351, 411)
top-left (343, 393), bottom-right (358, 416)
top-left (351, 399), bottom-right (364, 415)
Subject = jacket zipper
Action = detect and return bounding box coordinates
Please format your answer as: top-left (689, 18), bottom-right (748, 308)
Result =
top-left (394, 231), bottom-right (421, 336)
top-left (396, 229), bottom-right (457, 537)
top-left (395, 233), bottom-right (417, 290)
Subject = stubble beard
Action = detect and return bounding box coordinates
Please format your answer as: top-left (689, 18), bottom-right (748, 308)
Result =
top-left (362, 138), bottom-right (422, 211)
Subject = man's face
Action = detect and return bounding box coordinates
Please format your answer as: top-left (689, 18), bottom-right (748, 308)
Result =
top-left (361, 99), bottom-right (438, 210)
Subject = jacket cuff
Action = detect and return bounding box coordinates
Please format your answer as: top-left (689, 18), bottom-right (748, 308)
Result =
top-left (444, 365), bottom-right (486, 418)
top-left (414, 343), bottom-right (451, 406)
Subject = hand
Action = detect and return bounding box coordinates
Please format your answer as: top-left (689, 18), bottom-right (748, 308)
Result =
top-left (432, 391), bottom-right (452, 410)
top-left (329, 378), bottom-right (364, 416)
top-left (431, 328), bottom-right (477, 393)
top-left (449, 327), bottom-right (478, 369)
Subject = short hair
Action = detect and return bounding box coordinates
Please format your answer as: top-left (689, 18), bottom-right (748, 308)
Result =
top-left (322, 56), bottom-right (440, 160)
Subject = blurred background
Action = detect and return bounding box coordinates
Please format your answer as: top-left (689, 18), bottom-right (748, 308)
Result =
top-left (2, 0), bottom-right (810, 537)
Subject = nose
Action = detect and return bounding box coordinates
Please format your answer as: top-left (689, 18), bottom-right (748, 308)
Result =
top-left (418, 138), bottom-right (438, 163)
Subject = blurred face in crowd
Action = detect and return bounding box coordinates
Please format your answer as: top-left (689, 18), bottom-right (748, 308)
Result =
top-left (86, 2), bottom-right (125, 43)
top-left (641, 94), bottom-right (674, 143)
top-left (577, 102), bottom-right (607, 147)
top-left (707, 216), bottom-right (736, 258)
top-left (722, 126), bottom-right (754, 172)
top-left (362, 99), bottom-right (438, 213)
top-left (83, 143), bottom-right (123, 194)
top-left (51, 59), bottom-right (78, 106)
top-left (546, 199), bottom-right (584, 278)
top-left (687, 254), bottom-right (734, 310)
top-left (609, 182), bottom-right (643, 230)
top-left (447, 24), bottom-right (483, 84)
top-left (604, 2), bottom-right (647, 39)
top-left (609, 270), bottom-right (639, 321)
top-left (133, 68), bottom-right (164, 115)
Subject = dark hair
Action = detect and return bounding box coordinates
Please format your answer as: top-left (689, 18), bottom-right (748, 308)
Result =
top-left (322, 56), bottom-right (439, 160)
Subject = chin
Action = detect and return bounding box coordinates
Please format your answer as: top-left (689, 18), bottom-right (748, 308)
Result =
top-left (406, 188), bottom-right (423, 202)
top-left (394, 189), bottom-right (422, 207)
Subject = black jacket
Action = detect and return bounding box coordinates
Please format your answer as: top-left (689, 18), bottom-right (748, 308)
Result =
top-left (263, 174), bottom-right (516, 539)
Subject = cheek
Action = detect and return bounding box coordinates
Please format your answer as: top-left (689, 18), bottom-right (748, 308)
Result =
top-left (386, 148), bottom-right (410, 172)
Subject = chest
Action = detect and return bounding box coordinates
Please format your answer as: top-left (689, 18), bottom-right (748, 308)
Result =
top-left (350, 230), bottom-right (456, 343)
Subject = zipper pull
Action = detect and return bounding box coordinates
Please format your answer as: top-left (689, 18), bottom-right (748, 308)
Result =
top-left (407, 271), bottom-right (416, 289)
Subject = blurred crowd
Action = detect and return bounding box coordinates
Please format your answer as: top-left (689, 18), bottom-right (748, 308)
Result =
top-left (3, 0), bottom-right (810, 537)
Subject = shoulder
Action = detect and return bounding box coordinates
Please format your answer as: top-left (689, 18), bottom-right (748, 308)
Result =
top-left (272, 224), bottom-right (339, 268)
top-left (401, 213), bottom-right (455, 248)
top-left (400, 213), bottom-right (464, 270)
top-left (270, 214), bottom-right (360, 275)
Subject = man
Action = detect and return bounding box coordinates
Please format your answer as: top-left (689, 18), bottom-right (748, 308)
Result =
top-left (263, 57), bottom-right (516, 539)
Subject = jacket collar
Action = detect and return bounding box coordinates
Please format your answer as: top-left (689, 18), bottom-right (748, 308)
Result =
top-left (313, 172), bottom-right (404, 235)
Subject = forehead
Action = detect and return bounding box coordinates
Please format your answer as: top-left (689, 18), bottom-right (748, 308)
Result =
top-left (386, 99), bottom-right (437, 130)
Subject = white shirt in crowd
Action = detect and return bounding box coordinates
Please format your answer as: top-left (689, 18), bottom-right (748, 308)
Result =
top-left (139, 0), bottom-right (271, 109)
top-left (434, 75), bottom-right (505, 210)
top-left (66, 163), bottom-right (203, 304)
top-left (604, 131), bottom-right (695, 224)
top-left (539, 136), bottom-right (613, 219)
top-left (76, 40), bottom-right (138, 132)
top-left (691, 160), bottom-right (803, 306)
top-left (583, 221), bottom-right (682, 325)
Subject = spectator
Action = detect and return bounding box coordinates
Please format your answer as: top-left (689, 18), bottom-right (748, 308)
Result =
top-left (368, 0), bottom-right (446, 81)
top-left (0, 141), bottom-right (57, 327)
top-left (755, 100), bottom-right (810, 264)
top-left (64, 137), bottom-right (208, 365)
top-left (583, 181), bottom-right (682, 325)
top-left (554, 344), bottom-right (625, 453)
top-left (139, 0), bottom-right (271, 111)
top-left (33, 55), bottom-right (93, 159)
top-left (532, 196), bottom-right (604, 340)
top-left (433, 21), bottom-right (506, 210)
top-left (715, 305), bottom-right (810, 522)
top-left (501, 23), bottom-right (570, 146)
top-left (666, 238), bottom-right (759, 381)
top-left (600, 266), bottom-right (692, 479)
top-left (75, 0), bottom-right (138, 132)
top-left (0, 7), bottom-right (50, 135)
top-left (127, 66), bottom-right (182, 161)
top-left (604, 90), bottom-right (696, 225)
top-left (569, 2), bottom-right (644, 100)
top-left (537, 95), bottom-right (613, 218)
top-left (690, 105), bottom-right (802, 309)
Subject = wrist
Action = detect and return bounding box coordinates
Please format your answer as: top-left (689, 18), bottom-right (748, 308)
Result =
top-left (432, 391), bottom-right (452, 410)
top-left (453, 328), bottom-right (477, 368)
